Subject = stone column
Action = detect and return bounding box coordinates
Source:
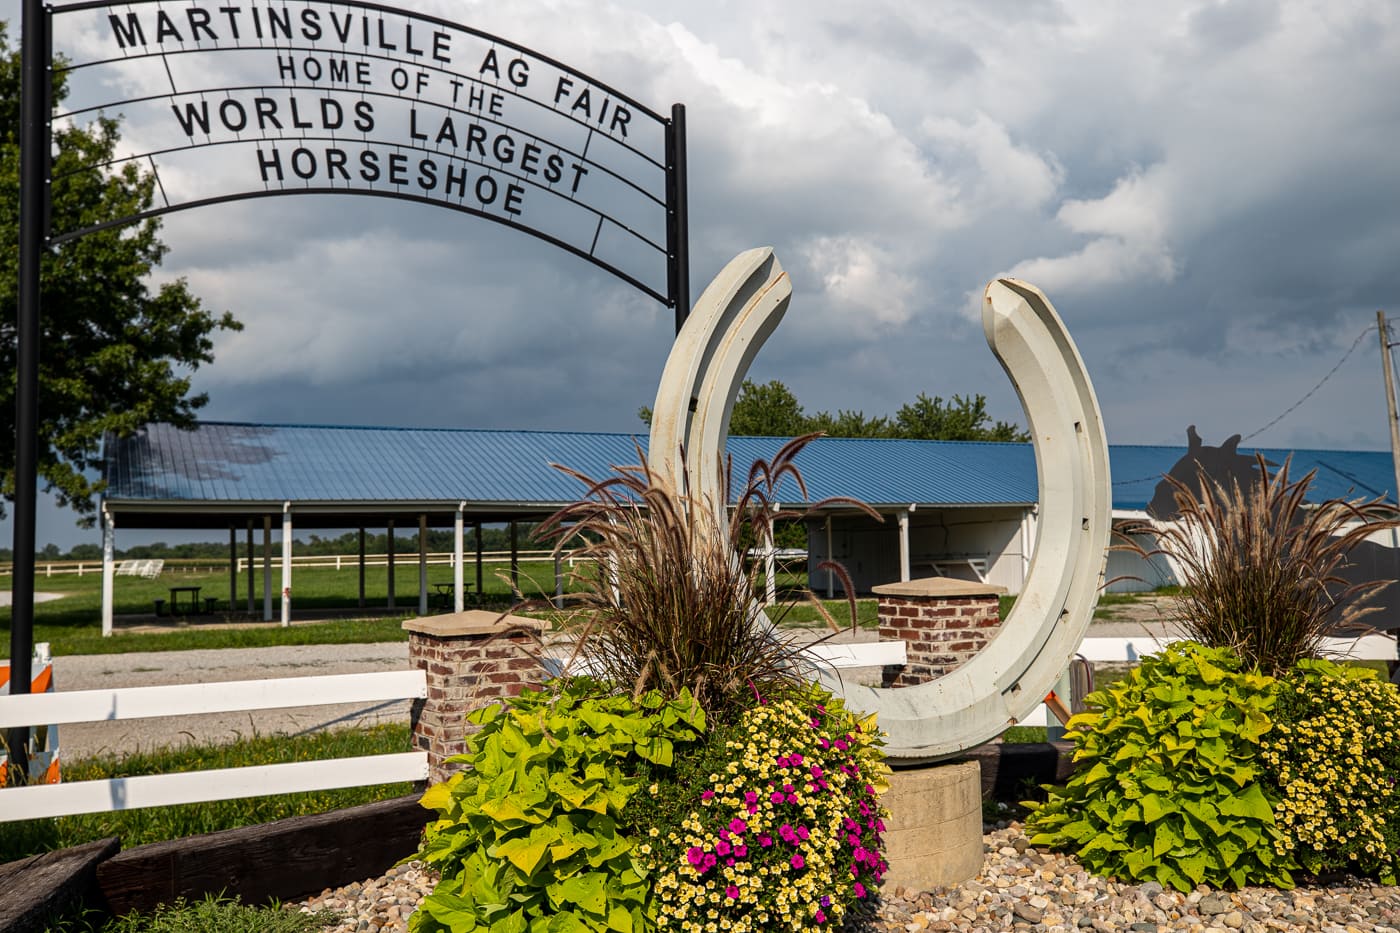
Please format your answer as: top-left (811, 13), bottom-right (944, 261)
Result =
top-left (404, 611), bottom-right (546, 783)
top-left (874, 578), bottom-right (1007, 687)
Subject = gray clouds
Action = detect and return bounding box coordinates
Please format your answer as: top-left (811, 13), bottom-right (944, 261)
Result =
top-left (7, 0), bottom-right (1400, 548)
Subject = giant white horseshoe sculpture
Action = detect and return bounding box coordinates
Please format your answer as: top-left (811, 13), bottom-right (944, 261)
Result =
top-left (649, 253), bottom-right (1111, 761)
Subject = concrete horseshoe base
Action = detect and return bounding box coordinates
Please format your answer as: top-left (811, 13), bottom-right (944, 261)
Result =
top-left (880, 759), bottom-right (985, 891)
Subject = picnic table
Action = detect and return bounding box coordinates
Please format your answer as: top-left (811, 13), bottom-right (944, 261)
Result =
top-left (431, 582), bottom-right (473, 610)
top-left (167, 585), bottom-right (203, 616)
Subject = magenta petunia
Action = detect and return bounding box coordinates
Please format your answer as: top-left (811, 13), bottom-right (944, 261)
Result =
top-left (686, 847), bottom-right (704, 866)
top-left (854, 882), bottom-right (866, 899)
top-left (726, 884), bottom-right (739, 899)
top-left (815, 909), bottom-right (826, 923)
top-left (790, 854), bottom-right (805, 870)
top-left (715, 839), bottom-right (732, 857)
top-left (729, 817), bottom-right (748, 834)
top-left (701, 789), bottom-right (714, 800)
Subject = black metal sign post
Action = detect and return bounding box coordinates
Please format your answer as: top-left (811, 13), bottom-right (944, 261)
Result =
top-left (9, 0), bottom-right (50, 787)
top-left (7, 2), bottom-right (691, 768)
top-left (666, 103), bottom-right (690, 332)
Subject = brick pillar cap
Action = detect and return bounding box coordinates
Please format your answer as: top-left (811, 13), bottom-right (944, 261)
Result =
top-left (403, 610), bottom-right (546, 637)
top-left (872, 577), bottom-right (1007, 598)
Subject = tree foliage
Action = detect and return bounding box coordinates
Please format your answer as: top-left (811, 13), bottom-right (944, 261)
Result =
top-left (1, 23), bottom-right (241, 521)
top-left (640, 379), bottom-right (1029, 442)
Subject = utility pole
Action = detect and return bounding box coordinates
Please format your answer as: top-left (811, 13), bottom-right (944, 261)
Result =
top-left (1378, 311), bottom-right (1400, 509)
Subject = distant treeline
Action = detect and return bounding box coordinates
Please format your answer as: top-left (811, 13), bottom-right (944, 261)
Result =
top-left (5, 524), bottom-right (549, 563)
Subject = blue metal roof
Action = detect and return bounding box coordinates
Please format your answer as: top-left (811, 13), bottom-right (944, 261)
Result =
top-left (102, 422), bottom-right (1397, 513)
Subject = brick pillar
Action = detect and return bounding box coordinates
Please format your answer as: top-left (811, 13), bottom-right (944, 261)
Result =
top-left (403, 611), bottom-right (546, 783)
top-left (873, 578), bottom-right (1007, 688)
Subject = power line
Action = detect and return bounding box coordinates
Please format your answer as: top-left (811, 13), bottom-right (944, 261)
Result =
top-left (1242, 323), bottom-right (1376, 442)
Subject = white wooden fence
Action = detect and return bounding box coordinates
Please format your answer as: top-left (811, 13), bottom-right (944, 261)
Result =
top-left (0, 670), bottom-right (427, 821)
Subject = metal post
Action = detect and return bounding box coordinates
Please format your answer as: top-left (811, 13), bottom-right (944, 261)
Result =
top-left (897, 508), bottom-right (912, 583)
top-left (509, 520), bottom-right (520, 597)
top-left (475, 522), bottom-right (484, 602)
top-left (454, 505), bottom-right (465, 613)
top-left (228, 527), bottom-right (237, 609)
top-left (262, 516), bottom-right (272, 621)
top-left (280, 502), bottom-right (292, 626)
top-left (1378, 312), bottom-right (1400, 506)
top-left (665, 103), bottom-right (690, 333)
top-left (246, 521), bottom-right (255, 611)
top-left (358, 526), bottom-right (366, 608)
top-left (418, 514), bottom-right (428, 616)
top-left (8, 0), bottom-right (52, 786)
top-left (100, 509), bottom-right (115, 637)
top-left (387, 520), bottom-right (396, 610)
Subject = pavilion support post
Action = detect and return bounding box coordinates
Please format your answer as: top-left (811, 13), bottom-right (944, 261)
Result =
top-left (101, 509), bottom-right (115, 637)
top-left (281, 502), bottom-right (292, 626)
top-left (358, 527), bottom-right (366, 609)
top-left (387, 520), bottom-right (396, 611)
top-left (228, 527), bottom-right (237, 610)
top-left (898, 507), bottom-right (913, 583)
top-left (825, 515), bottom-right (835, 599)
top-left (418, 514), bottom-right (429, 617)
top-left (554, 553), bottom-right (563, 609)
top-left (509, 521), bottom-right (519, 597)
top-left (475, 523), bottom-right (483, 602)
top-left (246, 521), bottom-right (255, 611)
top-left (263, 516), bottom-right (273, 621)
top-left (454, 505), bottom-right (465, 613)
top-left (763, 506), bottom-right (777, 606)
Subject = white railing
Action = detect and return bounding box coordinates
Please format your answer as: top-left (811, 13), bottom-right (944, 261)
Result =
top-left (0, 670), bottom-right (428, 821)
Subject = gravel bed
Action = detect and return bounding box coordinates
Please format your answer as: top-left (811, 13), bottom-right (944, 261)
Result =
top-left (291, 821), bottom-right (1400, 932)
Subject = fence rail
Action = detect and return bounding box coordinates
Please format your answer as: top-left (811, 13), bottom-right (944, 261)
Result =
top-left (0, 670), bottom-right (428, 822)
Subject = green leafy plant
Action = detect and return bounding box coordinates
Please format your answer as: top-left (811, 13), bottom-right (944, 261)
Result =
top-left (411, 679), bottom-right (706, 933)
top-left (1025, 642), bottom-right (1294, 892)
top-left (1117, 455), bottom-right (1400, 676)
top-left (1263, 658), bottom-right (1400, 882)
top-left (534, 434), bottom-right (876, 723)
top-left (631, 686), bottom-right (887, 932)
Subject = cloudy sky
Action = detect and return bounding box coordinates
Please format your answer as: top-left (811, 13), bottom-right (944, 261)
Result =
top-left (6, 0), bottom-right (1400, 549)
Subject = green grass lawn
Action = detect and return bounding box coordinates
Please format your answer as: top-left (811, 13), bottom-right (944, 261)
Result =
top-left (0, 559), bottom-right (589, 657)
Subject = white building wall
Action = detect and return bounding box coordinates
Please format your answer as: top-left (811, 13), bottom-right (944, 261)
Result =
top-left (807, 507), bottom-right (1030, 595)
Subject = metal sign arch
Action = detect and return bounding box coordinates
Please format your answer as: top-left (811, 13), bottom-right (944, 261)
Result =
top-left (7, 0), bottom-right (691, 758)
top-left (39, 0), bottom-right (691, 309)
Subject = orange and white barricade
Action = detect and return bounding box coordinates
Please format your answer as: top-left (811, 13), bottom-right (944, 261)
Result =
top-left (0, 643), bottom-right (61, 785)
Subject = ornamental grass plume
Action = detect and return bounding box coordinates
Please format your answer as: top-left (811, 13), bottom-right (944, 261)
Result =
top-left (534, 433), bottom-right (877, 723)
top-left (1118, 455), bottom-right (1400, 677)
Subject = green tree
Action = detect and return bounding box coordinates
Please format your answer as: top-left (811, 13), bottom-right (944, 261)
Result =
top-left (728, 379), bottom-right (809, 436)
top-left (0, 23), bottom-right (241, 522)
top-left (642, 380), bottom-right (1028, 442)
top-left (892, 392), bottom-right (1029, 442)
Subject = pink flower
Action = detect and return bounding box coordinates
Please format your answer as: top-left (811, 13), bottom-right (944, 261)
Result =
top-left (686, 847), bottom-right (705, 867)
top-left (726, 884), bottom-right (739, 899)
top-left (796, 825), bottom-right (810, 841)
top-left (790, 854), bottom-right (805, 870)
top-left (729, 817), bottom-right (748, 834)
top-left (715, 840), bottom-right (732, 857)
top-left (701, 789), bottom-right (715, 800)
top-left (770, 791), bottom-right (785, 804)
top-left (759, 834), bottom-right (773, 848)
top-left (815, 910), bottom-right (826, 923)
top-left (744, 791), bottom-right (759, 807)
top-left (734, 845), bottom-right (748, 858)
top-left (854, 882), bottom-right (866, 899)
